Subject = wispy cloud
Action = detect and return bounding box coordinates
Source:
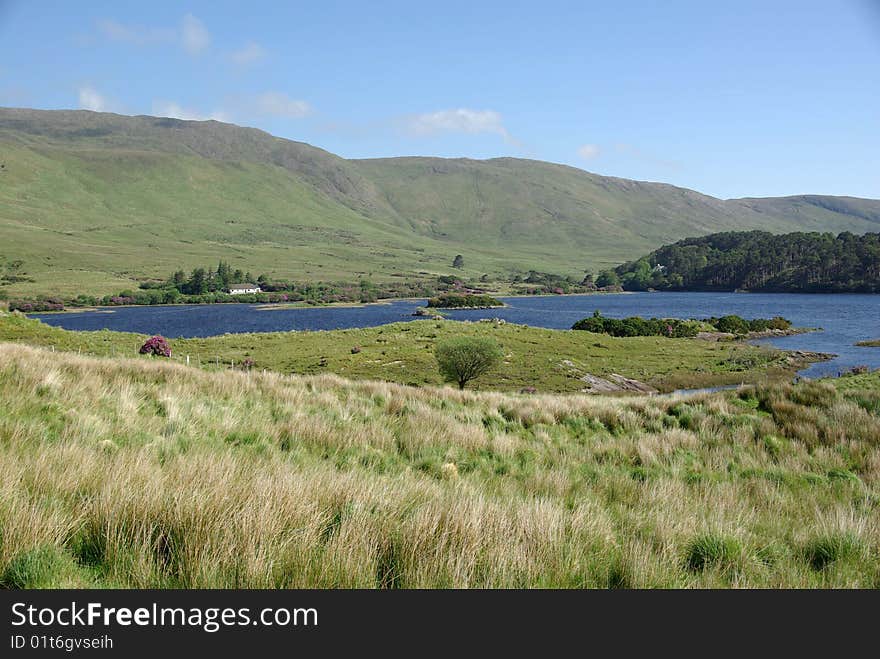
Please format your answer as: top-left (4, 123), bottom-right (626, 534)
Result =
top-left (252, 92), bottom-right (311, 118)
top-left (181, 14), bottom-right (210, 55)
top-left (77, 86), bottom-right (123, 113)
top-left (78, 86), bottom-right (107, 112)
top-left (97, 15), bottom-right (209, 55)
top-left (230, 41), bottom-right (267, 67)
top-left (97, 19), bottom-right (175, 46)
top-left (152, 100), bottom-right (228, 122)
top-left (405, 108), bottom-right (516, 143)
top-left (577, 144), bottom-right (601, 160)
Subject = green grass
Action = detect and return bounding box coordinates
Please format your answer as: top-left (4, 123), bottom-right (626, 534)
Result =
top-left (0, 341), bottom-right (877, 588)
top-left (0, 313), bottom-right (816, 393)
top-left (2, 108), bottom-right (879, 298)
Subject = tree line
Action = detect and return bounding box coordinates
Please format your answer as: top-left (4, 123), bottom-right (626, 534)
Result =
top-left (611, 231), bottom-right (880, 293)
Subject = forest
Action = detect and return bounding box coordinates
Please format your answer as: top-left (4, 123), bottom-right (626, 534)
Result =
top-left (612, 231), bottom-right (880, 293)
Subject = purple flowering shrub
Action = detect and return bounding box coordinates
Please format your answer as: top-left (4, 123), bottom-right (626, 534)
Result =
top-left (9, 299), bottom-right (64, 312)
top-left (139, 335), bottom-right (172, 357)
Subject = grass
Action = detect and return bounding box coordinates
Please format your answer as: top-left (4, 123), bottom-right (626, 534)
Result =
top-left (0, 313), bottom-right (818, 393)
top-left (0, 342), bottom-right (877, 588)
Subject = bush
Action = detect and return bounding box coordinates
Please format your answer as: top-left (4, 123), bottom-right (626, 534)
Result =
top-left (8, 299), bottom-right (64, 312)
top-left (139, 335), bottom-right (172, 357)
top-left (712, 315), bottom-right (751, 335)
top-left (571, 311), bottom-right (699, 338)
top-left (435, 337), bottom-right (503, 389)
top-left (427, 294), bottom-right (503, 308)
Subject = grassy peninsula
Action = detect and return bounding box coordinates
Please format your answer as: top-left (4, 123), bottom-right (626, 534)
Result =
top-left (0, 313), bottom-right (822, 393)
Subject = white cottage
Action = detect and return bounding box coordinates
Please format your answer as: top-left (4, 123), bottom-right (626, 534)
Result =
top-left (228, 284), bottom-right (262, 295)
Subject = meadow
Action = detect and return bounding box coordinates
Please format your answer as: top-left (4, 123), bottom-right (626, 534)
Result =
top-left (0, 313), bottom-right (819, 393)
top-left (0, 342), bottom-right (878, 588)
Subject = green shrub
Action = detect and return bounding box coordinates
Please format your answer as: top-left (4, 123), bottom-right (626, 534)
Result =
top-left (712, 315), bottom-right (751, 335)
top-left (426, 294), bottom-right (503, 308)
top-left (571, 311), bottom-right (699, 338)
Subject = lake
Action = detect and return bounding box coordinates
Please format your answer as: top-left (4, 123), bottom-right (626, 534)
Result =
top-left (30, 292), bottom-right (880, 378)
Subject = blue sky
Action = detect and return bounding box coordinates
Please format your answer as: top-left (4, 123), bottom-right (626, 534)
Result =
top-left (1, 0), bottom-right (878, 199)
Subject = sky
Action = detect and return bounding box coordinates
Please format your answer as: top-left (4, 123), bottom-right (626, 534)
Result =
top-left (0, 0), bottom-right (878, 199)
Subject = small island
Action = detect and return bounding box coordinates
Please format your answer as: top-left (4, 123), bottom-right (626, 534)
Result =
top-left (426, 293), bottom-right (505, 309)
top-left (856, 339), bottom-right (880, 347)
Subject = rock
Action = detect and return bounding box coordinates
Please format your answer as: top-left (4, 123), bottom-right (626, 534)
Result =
top-left (560, 359), bottom-right (657, 394)
top-left (577, 372), bottom-right (657, 394)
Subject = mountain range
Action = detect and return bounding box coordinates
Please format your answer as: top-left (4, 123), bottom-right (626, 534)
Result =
top-left (1, 107), bottom-right (878, 297)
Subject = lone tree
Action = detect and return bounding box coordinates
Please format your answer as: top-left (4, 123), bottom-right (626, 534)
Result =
top-left (452, 254), bottom-right (464, 269)
top-left (435, 337), bottom-right (502, 389)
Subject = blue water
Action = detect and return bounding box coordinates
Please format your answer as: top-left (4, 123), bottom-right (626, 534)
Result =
top-left (29, 292), bottom-right (880, 378)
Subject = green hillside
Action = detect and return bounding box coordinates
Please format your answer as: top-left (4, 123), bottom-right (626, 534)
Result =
top-left (1, 108), bottom-right (878, 297)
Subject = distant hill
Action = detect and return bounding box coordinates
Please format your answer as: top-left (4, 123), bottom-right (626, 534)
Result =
top-left (614, 230), bottom-right (880, 293)
top-left (1, 107), bottom-right (878, 296)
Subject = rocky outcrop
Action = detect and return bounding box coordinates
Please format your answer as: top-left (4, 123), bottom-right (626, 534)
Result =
top-left (559, 360), bottom-right (657, 394)
top-left (578, 373), bottom-right (658, 394)
top-left (696, 328), bottom-right (814, 342)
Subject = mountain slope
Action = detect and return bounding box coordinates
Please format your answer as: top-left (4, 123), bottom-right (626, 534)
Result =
top-left (1, 107), bottom-right (878, 296)
top-left (353, 156), bottom-right (880, 256)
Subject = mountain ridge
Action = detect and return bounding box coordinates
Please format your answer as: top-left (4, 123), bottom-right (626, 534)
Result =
top-left (1, 107), bottom-right (878, 297)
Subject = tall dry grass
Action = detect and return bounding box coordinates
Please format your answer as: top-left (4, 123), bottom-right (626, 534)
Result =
top-left (0, 343), bottom-right (878, 588)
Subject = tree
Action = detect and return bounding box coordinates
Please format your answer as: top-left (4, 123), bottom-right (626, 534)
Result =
top-left (452, 254), bottom-right (464, 269)
top-left (216, 260), bottom-right (232, 290)
top-left (185, 268), bottom-right (207, 295)
top-left (435, 337), bottom-right (503, 389)
top-left (171, 270), bottom-right (187, 289)
top-left (595, 270), bottom-right (620, 287)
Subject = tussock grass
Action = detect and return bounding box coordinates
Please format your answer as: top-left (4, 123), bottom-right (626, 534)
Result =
top-left (0, 343), bottom-right (878, 588)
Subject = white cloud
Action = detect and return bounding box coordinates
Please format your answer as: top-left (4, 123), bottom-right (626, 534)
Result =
top-left (253, 92), bottom-right (311, 118)
top-left (231, 41), bottom-right (267, 66)
top-left (97, 19), bottom-right (174, 46)
top-left (181, 14), bottom-right (210, 55)
top-left (97, 15), bottom-right (208, 55)
top-left (578, 144), bottom-right (601, 160)
top-left (152, 100), bottom-right (228, 122)
top-left (407, 108), bottom-right (513, 141)
top-left (78, 86), bottom-right (109, 112)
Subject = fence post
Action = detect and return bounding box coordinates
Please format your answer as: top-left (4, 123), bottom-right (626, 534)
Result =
top-left (186, 355), bottom-right (190, 366)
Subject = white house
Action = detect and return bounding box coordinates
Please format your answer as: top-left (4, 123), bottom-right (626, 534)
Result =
top-left (228, 284), bottom-right (261, 295)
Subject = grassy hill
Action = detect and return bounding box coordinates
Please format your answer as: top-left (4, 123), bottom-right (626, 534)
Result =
top-left (1, 341), bottom-right (878, 587)
top-left (2, 108), bottom-right (879, 297)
